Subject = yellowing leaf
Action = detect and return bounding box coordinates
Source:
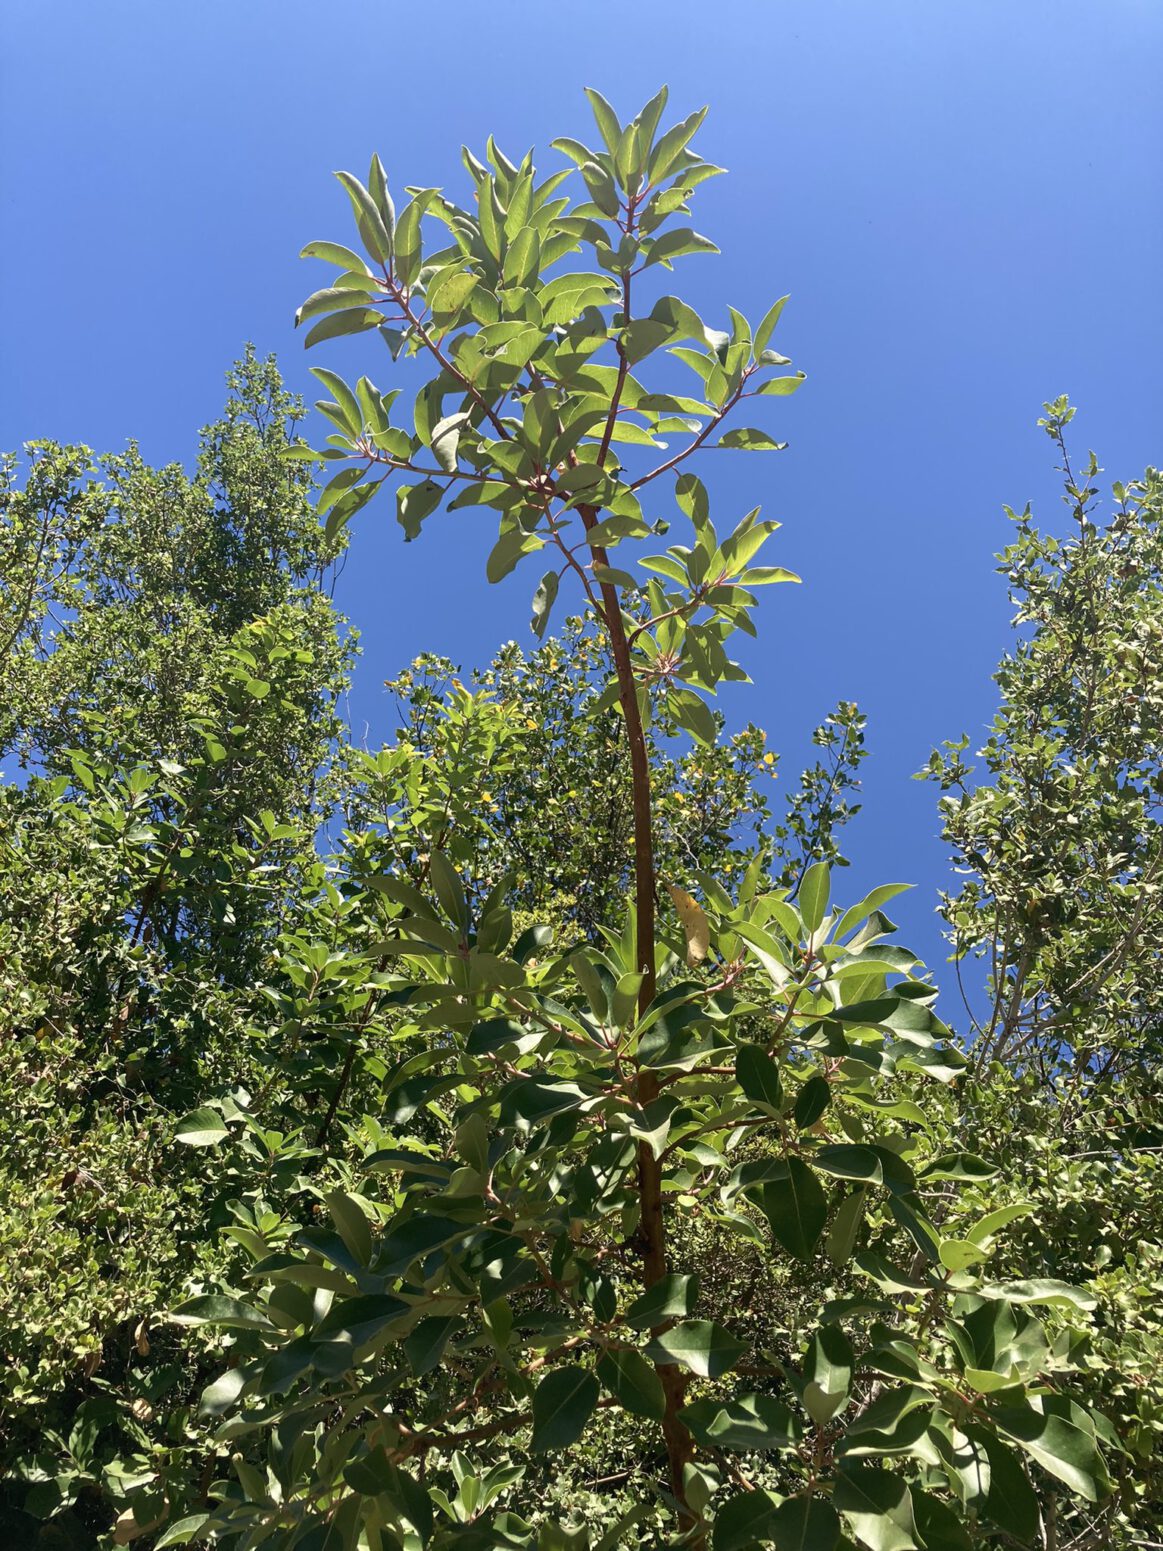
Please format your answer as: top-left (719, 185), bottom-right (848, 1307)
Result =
top-left (667, 882), bottom-right (709, 967)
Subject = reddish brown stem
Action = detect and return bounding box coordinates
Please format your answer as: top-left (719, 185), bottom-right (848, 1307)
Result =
top-left (579, 495), bottom-right (696, 1522)
top-left (578, 191), bottom-right (699, 1536)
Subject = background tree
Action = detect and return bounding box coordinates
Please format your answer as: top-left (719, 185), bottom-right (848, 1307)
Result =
top-left (0, 355), bottom-right (352, 1547)
top-left (363, 627), bottom-right (865, 937)
top-left (926, 400), bottom-right (1163, 1083)
top-left (922, 404), bottom-right (1163, 1545)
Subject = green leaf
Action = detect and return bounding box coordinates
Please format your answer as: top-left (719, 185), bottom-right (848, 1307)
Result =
top-left (429, 852), bottom-right (469, 933)
top-left (963, 1366), bottom-right (1023, 1395)
top-left (992, 1402), bottom-right (1108, 1501)
top-left (174, 1108), bottom-right (229, 1147)
top-left (582, 160), bottom-right (621, 218)
top-left (754, 295), bottom-right (789, 353)
top-left (403, 1317), bottom-right (459, 1377)
top-left (742, 566), bottom-right (800, 585)
top-left (596, 1348), bottom-right (665, 1420)
top-left (963, 1426), bottom-right (1040, 1544)
top-left (325, 1190), bottom-right (373, 1265)
top-left (834, 1467), bottom-right (918, 1551)
top-left (397, 480), bottom-right (443, 541)
top-left (669, 687), bottom-right (717, 745)
top-left (646, 228), bottom-right (719, 267)
top-left (503, 225), bottom-right (541, 288)
top-left (839, 1387), bottom-right (935, 1457)
top-left (755, 1158), bottom-right (827, 1260)
top-left (367, 151), bottom-right (395, 238)
top-left (770, 1497), bottom-right (842, 1551)
top-left (624, 1274), bottom-right (699, 1330)
top-left (967, 1202), bottom-right (1037, 1244)
top-left (716, 427), bottom-right (788, 451)
top-left (428, 267), bottom-right (479, 320)
top-left (646, 1319), bottom-right (747, 1378)
top-left (921, 1152), bottom-right (998, 1183)
top-left (733, 921), bottom-right (792, 990)
top-left (909, 1489), bottom-right (970, 1551)
top-left (622, 318), bottom-right (674, 365)
top-left (713, 1490), bottom-right (780, 1551)
top-left (430, 411), bottom-right (469, 473)
top-left (584, 87), bottom-right (623, 155)
top-left (976, 1279), bottom-right (1097, 1312)
top-left (310, 367), bottom-right (362, 435)
top-left (938, 1239), bottom-right (987, 1272)
top-left (648, 108), bottom-right (709, 184)
top-left (296, 285), bottom-right (377, 326)
top-left (313, 1292), bottom-right (410, 1345)
top-left (757, 373), bottom-right (807, 396)
top-left (155, 1517), bottom-right (212, 1549)
top-left (393, 198), bottom-right (425, 288)
top-left (170, 1296), bottom-right (274, 1331)
top-left (793, 1075), bottom-right (831, 1128)
top-left (833, 885), bottom-right (911, 942)
top-left (300, 239), bottom-right (373, 273)
top-left (335, 171), bottom-right (393, 265)
top-left (681, 1392), bottom-right (801, 1451)
top-left (531, 569), bottom-right (560, 638)
top-left (826, 1188), bottom-right (867, 1267)
top-left (487, 529), bottom-right (544, 584)
top-left (530, 1365), bottom-right (600, 1453)
top-left (199, 1367), bottom-right (246, 1416)
top-left (325, 478), bottom-right (380, 542)
top-left (736, 1044), bottom-right (783, 1112)
top-left (803, 1324), bottom-right (854, 1423)
top-left (798, 862), bottom-right (830, 933)
top-left (814, 1145), bottom-right (883, 1184)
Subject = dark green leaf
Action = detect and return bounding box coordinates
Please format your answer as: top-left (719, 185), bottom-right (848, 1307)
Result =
top-left (793, 1075), bottom-right (831, 1128)
top-left (713, 1490), bottom-right (780, 1551)
top-left (403, 1317), bottom-right (459, 1377)
top-left (756, 1157), bottom-right (827, 1260)
top-left (737, 1044), bottom-right (783, 1112)
top-left (596, 1347), bottom-right (665, 1420)
top-left (770, 1497), bottom-right (842, 1551)
top-left (833, 1467), bottom-right (918, 1551)
top-left (624, 1274), bottom-right (699, 1330)
top-left (803, 1324), bottom-right (854, 1423)
top-left (992, 1402), bottom-right (1109, 1501)
top-left (646, 1319), bottom-right (747, 1378)
top-left (531, 1365), bottom-right (600, 1453)
top-left (681, 1392), bottom-right (801, 1451)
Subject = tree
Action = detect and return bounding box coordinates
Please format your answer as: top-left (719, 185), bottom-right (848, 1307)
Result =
top-left (363, 626), bottom-right (866, 937)
top-left (921, 404), bottom-right (1163, 1545)
top-left (173, 90), bottom-right (1115, 1551)
top-left (0, 356), bottom-right (353, 1547)
top-left (926, 399), bottom-right (1163, 1085)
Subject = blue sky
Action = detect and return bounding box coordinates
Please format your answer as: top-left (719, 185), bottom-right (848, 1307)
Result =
top-left (2, 1), bottom-right (1160, 1004)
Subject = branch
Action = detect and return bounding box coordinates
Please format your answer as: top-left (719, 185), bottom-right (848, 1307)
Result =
top-left (379, 268), bottom-right (511, 441)
top-left (629, 374), bottom-right (752, 492)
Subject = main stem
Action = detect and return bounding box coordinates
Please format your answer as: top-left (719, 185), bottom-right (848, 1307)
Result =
top-left (579, 504), bottom-right (697, 1524)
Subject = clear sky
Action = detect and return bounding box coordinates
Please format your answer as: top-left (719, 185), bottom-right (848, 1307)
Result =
top-left (2, 1), bottom-right (1160, 999)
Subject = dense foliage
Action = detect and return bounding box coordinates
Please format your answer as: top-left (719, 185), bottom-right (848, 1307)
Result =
top-left (0, 88), bottom-right (1158, 1551)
